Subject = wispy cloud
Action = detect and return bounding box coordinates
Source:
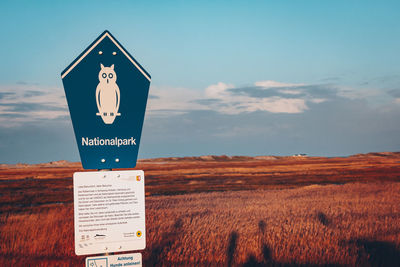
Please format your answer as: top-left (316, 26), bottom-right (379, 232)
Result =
top-left (205, 81), bottom-right (309, 114)
top-left (337, 86), bottom-right (382, 100)
top-left (148, 80), bottom-right (342, 115)
top-left (387, 89), bottom-right (400, 98)
top-left (148, 79), bottom-right (400, 117)
top-left (254, 80), bottom-right (303, 88)
top-left (146, 86), bottom-right (207, 116)
top-left (0, 84), bottom-right (68, 127)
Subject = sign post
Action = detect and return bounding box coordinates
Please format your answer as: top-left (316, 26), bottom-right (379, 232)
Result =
top-left (61, 30), bottom-right (151, 265)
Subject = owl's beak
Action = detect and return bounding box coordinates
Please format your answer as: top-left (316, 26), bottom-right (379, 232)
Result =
top-left (107, 79), bottom-right (109, 83)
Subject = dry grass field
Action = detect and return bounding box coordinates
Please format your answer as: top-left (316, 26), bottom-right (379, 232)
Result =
top-left (0, 152), bottom-right (400, 266)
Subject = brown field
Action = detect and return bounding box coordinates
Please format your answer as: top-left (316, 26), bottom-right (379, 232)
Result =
top-left (0, 152), bottom-right (400, 266)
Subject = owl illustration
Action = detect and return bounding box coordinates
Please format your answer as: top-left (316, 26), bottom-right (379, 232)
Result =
top-left (96, 63), bottom-right (121, 124)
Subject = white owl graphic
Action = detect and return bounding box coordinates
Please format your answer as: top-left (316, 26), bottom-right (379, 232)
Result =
top-left (96, 63), bottom-right (121, 124)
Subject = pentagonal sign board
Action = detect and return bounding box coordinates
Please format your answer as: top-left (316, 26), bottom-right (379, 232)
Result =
top-left (61, 30), bottom-right (151, 169)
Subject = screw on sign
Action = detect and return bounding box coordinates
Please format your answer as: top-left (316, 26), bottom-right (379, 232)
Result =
top-left (61, 30), bottom-right (151, 170)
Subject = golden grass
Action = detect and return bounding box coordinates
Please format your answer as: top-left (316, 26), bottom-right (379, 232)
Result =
top-left (1, 153), bottom-right (400, 265)
top-left (143, 182), bottom-right (400, 266)
top-left (1, 182), bottom-right (399, 266)
top-left (0, 206), bottom-right (80, 266)
top-left (1, 152), bottom-right (400, 200)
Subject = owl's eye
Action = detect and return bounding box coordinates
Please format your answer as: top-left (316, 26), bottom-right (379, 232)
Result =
top-left (108, 73), bottom-right (114, 79)
top-left (102, 73), bottom-right (107, 78)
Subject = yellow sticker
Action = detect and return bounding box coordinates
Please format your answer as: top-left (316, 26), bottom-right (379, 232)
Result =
top-left (136, 175), bottom-right (141, 181)
top-left (136, 231), bottom-right (142, 237)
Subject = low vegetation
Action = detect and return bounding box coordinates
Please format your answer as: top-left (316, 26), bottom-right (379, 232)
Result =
top-left (0, 153), bottom-right (399, 266)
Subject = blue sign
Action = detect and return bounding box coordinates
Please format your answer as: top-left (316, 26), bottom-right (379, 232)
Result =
top-left (61, 30), bottom-right (151, 170)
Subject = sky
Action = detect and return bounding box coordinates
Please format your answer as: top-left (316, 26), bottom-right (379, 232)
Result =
top-left (1, 1), bottom-right (400, 164)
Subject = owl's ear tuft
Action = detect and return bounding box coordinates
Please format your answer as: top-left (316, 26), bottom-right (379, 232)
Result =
top-left (100, 63), bottom-right (104, 69)
top-left (111, 64), bottom-right (114, 70)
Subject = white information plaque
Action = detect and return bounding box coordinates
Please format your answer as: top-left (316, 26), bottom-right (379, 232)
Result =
top-left (86, 252), bottom-right (142, 267)
top-left (74, 170), bottom-right (146, 255)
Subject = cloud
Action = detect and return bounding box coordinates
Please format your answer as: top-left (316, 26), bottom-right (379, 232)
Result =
top-left (204, 82), bottom-right (235, 98)
top-left (191, 98), bottom-right (221, 105)
top-left (148, 94), bottom-right (160, 99)
top-left (23, 90), bottom-right (47, 98)
top-left (388, 89), bottom-right (400, 98)
top-left (150, 78), bottom-right (400, 117)
top-left (148, 80), bottom-right (340, 115)
top-left (147, 85), bottom-right (208, 116)
top-left (337, 86), bottom-right (381, 100)
top-left (0, 102), bottom-right (66, 113)
top-left (0, 92), bottom-right (16, 99)
top-left (254, 80), bottom-right (303, 88)
top-left (205, 83), bottom-right (309, 114)
top-left (0, 84), bottom-right (68, 127)
top-left (319, 77), bottom-right (341, 82)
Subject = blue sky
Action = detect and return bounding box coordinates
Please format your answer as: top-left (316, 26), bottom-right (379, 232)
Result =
top-left (1, 1), bottom-right (400, 163)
